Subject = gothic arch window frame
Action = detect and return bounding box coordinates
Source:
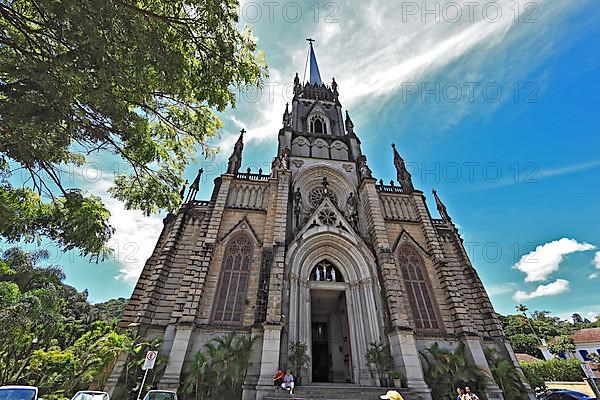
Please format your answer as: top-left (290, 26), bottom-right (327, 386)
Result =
top-left (308, 113), bottom-right (329, 135)
top-left (292, 136), bottom-right (310, 157)
top-left (330, 140), bottom-right (349, 161)
top-left (311, 138), bottom-right (330, 159)
top-left (397, 244), bottom-right (442, 332)
top-left (211, 233), bottom-right (254, 325)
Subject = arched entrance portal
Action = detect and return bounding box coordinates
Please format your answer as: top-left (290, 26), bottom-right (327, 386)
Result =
top-left (309, 261), bottom-right (351, 382)
top-left (287, 229), bottom-right (384, 385)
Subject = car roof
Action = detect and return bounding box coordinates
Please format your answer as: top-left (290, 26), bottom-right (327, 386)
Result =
top-left (0, 387), bottom-right (38, 390)
top-left (146, 391), bottom-right (176, 394)
top-left (75, 392), bottom-right (108, 394)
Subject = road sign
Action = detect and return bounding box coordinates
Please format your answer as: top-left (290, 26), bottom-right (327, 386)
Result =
top-left (142, 351), bottom-right (158, 370)
top-left (582, 363), bottom-right (596, 379)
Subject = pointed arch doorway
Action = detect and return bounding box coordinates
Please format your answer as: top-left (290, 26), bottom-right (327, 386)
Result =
top-left (286, 231), bottom-right (384, 386)
top-left (309, 261), bottom-right (352, 383)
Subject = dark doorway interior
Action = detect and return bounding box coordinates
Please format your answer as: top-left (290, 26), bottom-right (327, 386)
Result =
top-left (310, 289), bottom-right (352, 383)
top-left (311, 331), bottom-right (329, 382)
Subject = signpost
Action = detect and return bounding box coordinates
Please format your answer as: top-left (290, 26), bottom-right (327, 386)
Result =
top-left (581, 363), bottom-right (600, 398)
top-left (137, 351), bottom-right (158, 400)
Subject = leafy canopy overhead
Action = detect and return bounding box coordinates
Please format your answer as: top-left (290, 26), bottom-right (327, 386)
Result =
top-left (0, 0), bottom-right (267, 257)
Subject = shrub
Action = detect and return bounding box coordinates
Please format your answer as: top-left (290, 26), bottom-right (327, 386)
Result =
top-left (521, 358), bottom-right (585, 391)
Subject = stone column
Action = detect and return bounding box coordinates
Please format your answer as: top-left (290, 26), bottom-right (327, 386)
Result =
top-left (462, 337), bottom-right (505, 400)
top-left (104, 352), bottom-right (128, 397)
top-left (387, 328), bottom-right (432, 400)
top-left (160, 325), bottom-right (194, 390)
top-left (242, 327), bottom-right (264, 400)
top-left (256, 324), bottom-right (283, 393)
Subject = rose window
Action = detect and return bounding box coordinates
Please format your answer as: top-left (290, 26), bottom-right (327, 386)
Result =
top-left (308, 187), bottom-right (337, 208)
top-left (318, 208), bottom-right (337, 225)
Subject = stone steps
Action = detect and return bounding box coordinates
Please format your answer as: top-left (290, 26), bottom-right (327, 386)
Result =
top-left (262, 384), bottom-right (426, 400)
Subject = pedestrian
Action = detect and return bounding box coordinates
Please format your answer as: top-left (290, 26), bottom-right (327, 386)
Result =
top-left (464, 386), bottom-right (480, 400)
top-left (281, 369), bottom-right (295, 395)
top-left (456, 387), bottom-right (465, 400)
top-left (273, 369), bottom-right (285, 389)
top-left (380, 390), bottom-right (404, 400)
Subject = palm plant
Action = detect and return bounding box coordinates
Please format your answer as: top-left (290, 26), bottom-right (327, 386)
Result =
top-left (289, 341), bottom-right (311, 382)
top-left (485, 349), bottom-right (526, 400)
top-left (421, 342), bottom-right (488, 399)
top-left (365, 342), bottom-right (393, 386)
top-left (182, 332), bottom-right (256, 400)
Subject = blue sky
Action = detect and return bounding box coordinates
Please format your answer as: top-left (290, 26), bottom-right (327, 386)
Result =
top-left (7, 0), bottom-right (600, 320)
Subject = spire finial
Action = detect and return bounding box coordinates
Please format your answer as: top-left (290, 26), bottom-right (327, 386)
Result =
top-left (185, 169), bottom-right (204, 202)
top-left (227, 131), bottom-right (245, 174)
top-left (345, 110), bottom-right (354, 135)
top-left (392, 144), bottom-right (414, 193)
top-left (306, 38), bottom-right (322, 85)
top-left (432, 189), bottom-right (452, 223)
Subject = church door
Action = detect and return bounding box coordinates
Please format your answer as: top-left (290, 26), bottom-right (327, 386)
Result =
top-left (310, 288), bottom-right (353, 383)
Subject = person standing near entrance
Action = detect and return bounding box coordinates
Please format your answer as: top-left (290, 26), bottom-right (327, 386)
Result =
top-left (281, 369), bottom-right (295, 395)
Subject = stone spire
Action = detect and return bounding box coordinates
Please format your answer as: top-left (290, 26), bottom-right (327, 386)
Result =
top-left (345, 110), bottom-right (355, 135)
top-left (185, 169), bottom-right (204, 202)
top-left (392, 143), bottom-right (414, 193)
top-left (432, 189), bottom-right (452, 223)
top-left (332, 77), bottom-right (338, 97)
top-left (307, 38), bottom-right (322, 85)
top-left (282, 103), bottom-right (291, 127)
top-left (227, 129), bottom-right (245, 175)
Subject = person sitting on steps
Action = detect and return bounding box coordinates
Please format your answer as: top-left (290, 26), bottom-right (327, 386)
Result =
top-left (273, 369), bottom-right (285, 390)
top-left (281, 369), bottom-right (295, 395)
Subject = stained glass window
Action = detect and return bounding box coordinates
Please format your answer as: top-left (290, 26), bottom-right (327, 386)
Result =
top-left (398, 245), bottom-right (439, 330)
top-left (213, 235), bottom-right (253, 323)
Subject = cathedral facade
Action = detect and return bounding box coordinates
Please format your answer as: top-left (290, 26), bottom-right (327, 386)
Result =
top-left (105, 44), bottom-right (534, 400)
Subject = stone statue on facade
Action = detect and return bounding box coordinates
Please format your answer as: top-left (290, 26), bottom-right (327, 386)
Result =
top-left (293, 187), bottom-right (303, 227)
top-left (346, 192), bottom-right (359, 230)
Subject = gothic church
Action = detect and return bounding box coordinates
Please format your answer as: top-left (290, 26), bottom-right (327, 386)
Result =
top-left (106, 43), bottom-right (534, 400)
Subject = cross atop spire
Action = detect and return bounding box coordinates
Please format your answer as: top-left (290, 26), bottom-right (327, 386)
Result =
top-left (306, 38), bottom-right (323, 85)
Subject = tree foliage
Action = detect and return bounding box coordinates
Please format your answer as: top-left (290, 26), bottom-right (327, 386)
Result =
top-left (0, 247), bottom-right (137, 397)
top-left (421, 342), bottom-right (488, 399)
top-left (521, 358), bottom-right (585, 391)
top-left (547, 335), bottom-right (576, 357)
top-left (0, 0), bottom-right (267, 257)
top-left (181, 332), bottom-right (256, 400)
top-left (485, 349), bottom-right (526, 400)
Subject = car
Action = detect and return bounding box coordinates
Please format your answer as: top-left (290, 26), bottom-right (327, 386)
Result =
top-left (141, 391), bottom-right (177, 400)
top-left (69, 391), bottom-right (109, 400)
top-left (0, 386), bottom-right (39, 400)
top-left (539, 389), bottom-right (596, 400)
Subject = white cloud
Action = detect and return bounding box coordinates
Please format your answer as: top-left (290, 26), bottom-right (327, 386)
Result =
top-left (228, 0), bottom-right (589, 151)
top-left (513, 279), bottom-right (570, 302)
top-left (486, 282), bottom-right (518, 296)
top-left (594, 251), bottom-right (600, 269)
top-left (75, 166), bottom-right (164, 283)
top-left (590, 273), bottom-right (599, 280)
top-left (513, 238), bottom-right (595, 282)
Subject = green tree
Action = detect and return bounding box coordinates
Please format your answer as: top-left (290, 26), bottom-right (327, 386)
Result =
top-left (547, 335), bottom-right (576, 357)
top-left (0, 0), bottom-right (267, 257)
top-left (508, 334), bottom-right (543, 359)
top-left (0, 247), bottom-right (132, 395)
